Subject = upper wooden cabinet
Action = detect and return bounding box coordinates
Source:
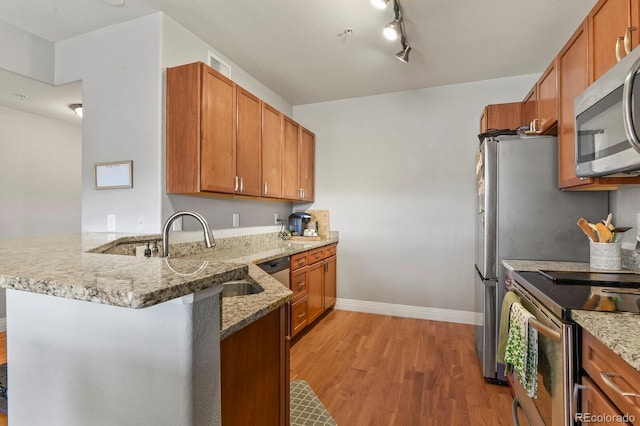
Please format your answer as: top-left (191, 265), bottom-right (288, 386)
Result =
top-left (522, 87), bottom-right (536, 128)
top-left (589, 0), bottom-right (640, 82)
top-left (166, 61), bottom-right (316, 201)
top-left (299, 127), bottom-right (315, 202)
top-left (558, 20), bottom-right (592, 189)
top-left (262, 103), bottom-right (283, 199)
top-left (282, 117), bottom-right (301, 200)
top-left (536, 59), bottom-right (558, 134)
top-left (479, 102), bottom-right (523, 133)
top-left (522, 60), bottom-right (558, 135)
top-left (556, 19), bottom-right (640, 190)
top-left (236, 87), bottom-right (262, 196)
top-left (282, 118), bottom-right (316, 202)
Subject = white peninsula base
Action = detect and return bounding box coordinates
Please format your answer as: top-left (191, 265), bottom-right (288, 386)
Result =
top-left (6, 287), bottom-right (222, 426)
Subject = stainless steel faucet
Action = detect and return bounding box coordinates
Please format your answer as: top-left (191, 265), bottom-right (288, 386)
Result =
top-left (162, 211), bottom-right (215, 257)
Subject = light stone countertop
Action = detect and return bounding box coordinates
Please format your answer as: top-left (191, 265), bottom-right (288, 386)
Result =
top-left (0, 232), bottom-right (339, 339)
top-left (502, 259), bottom-right (640, 372)
top-left (571, 310), bottom-right (640, 372)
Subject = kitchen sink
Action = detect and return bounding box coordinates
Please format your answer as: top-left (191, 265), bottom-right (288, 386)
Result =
top-left (221, 279), bottom-right (264, 297)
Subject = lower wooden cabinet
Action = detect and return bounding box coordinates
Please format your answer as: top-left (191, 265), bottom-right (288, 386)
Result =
top-left (289, 243), bottom-right (338, 338)
top-left (221, 305), bottom-right (290, 426)
top-left (580, 329), bottom-right (640, 424)
top-left (580, 376), bottom-right (629, 425)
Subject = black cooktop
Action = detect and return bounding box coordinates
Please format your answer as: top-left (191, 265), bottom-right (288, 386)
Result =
top-left (514, 271), bottom-right (640, 320)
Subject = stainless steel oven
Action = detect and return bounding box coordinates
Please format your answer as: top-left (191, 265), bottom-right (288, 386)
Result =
top-left (508, 277), bottom-right (576, 426)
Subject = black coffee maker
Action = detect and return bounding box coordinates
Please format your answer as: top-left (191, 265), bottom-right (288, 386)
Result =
top-left (288, 212), bottom-right (311, 236)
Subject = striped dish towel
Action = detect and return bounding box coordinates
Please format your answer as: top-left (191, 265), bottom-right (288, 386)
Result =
top-left (504, 302), bottom-right (538, 398)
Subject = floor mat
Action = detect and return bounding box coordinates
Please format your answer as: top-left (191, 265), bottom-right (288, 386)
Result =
top-left (290, 379), bottom-right (336, 426)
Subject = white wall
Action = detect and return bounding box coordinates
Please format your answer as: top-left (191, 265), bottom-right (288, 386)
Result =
top-left (0, 20), bottom-right (54, 84)
top-left (0, 106), bottom-right (81, 319)
top-left (294, 74), bottom-right (538, 314)
top-left (610, 187), bottom-right (640, 249)
top-left (55, 13), bottom-right (164, 234)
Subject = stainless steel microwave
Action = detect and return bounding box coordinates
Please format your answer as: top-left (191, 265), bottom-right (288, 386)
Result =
top-left (575, 46), bottom-right (640, 177)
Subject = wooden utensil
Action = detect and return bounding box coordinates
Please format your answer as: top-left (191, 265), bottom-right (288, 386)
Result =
top-left (577, 218), bottom-right (598, 242)
top-left (596, 223), bottom-right (613, 243)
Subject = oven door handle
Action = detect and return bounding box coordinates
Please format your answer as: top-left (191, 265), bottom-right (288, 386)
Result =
top-left (528, 317), bottom-right (561, 342)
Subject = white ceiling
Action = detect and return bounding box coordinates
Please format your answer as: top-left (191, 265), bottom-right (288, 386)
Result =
top-left (0, 0), bottom-right (597, 110)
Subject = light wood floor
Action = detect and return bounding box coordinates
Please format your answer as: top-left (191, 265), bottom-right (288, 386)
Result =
top-left (290, 310), bottom-right (513, 426)
top-left (0, 312), bottom-right (513, 426)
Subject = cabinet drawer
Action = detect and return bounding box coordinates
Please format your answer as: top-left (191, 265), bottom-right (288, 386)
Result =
top-left (291, 297), bottom-right (308, 337)
top-left (290, 267), bottom-right (308, 302)
top-left (582, 330), bottom-right (640, 420)
top-left (580, 376), bottom-right (631, 425)
top-left (323, 244), bottom-right (337, 258)
top-left (291, 252), bottom-right (308, 270)
top-left (308, 247), bottom-right (324, 264)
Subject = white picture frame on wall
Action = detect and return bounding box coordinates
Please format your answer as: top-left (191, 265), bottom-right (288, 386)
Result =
top-left (94, 161), bottom-right (133, 189)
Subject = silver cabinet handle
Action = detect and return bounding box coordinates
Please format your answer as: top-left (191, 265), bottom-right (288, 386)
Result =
top-left (264, 181), bottom-right (268, 195)
top-left (234, 176), bottom-right (239, 192)
top-left (625, 27), bottom-right (637, 55)
top-left (239, 176), bottom-right (243, 193)
top-left (573, 383), bottom-right (586, 422)
top-left (622, 54), bottom-right (640, 154)
top-left (617, 36), bottom-right (625, 63)
top-left (600, 372), bottom-right (640, 398)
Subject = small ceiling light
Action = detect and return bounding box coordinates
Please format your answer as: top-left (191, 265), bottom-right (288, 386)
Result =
top-left (396, 43), bottom-right (411, 63)
top-left (371, 0), bottom-right (390, 9)
top-left (69, 103), bottom-right (83, 118)
top-left (383, 18), bottom-right (401, 41)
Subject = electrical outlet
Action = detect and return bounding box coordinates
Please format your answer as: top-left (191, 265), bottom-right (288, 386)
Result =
top-left (172, 216), bottom-right (183, 232)
top-left (274, 213), bottom-right (280, 224)
top-left (107, 214), bottom-right (116, 232)
top-left (232, 213), bottom-right (240, 227)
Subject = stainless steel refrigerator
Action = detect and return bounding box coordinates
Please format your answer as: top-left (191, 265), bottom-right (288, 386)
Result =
top-left (474, 135), bottom-right (608, 383)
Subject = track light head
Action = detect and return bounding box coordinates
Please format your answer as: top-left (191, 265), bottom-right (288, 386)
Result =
top-left (383, 18), bottom-right (401, 41)
top-left (370, 0), bottom-right (390, 9)
top-left (395, 45), bottom-right (411, 63)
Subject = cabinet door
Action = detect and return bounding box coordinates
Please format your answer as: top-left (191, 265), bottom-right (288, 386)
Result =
top-left (221, 308), bottom-right (284, 425)
top-left (323, 255), bottom-right (337, 310)
top-left (590, 0), bottom-right (633, 82)
top-left (291, 297), bottom-right (308, 337)
top-left (558, 20), bottom-right (593, 189)
top-left (291, 267), bottom-right (308, 302)
top-left (282, 117), bottom-right (300, 200)
top-left (537, 59), bottom-right (558, 134)
top-left (306, 261), bottom-right (324, 324)
top-left (522, 87), bottom-right (537, 129)
top-left (201, 68), bottom-right (236, 193)
top-left (299, 127), bottom-right (315, 202)
top-left (482, 103), bottom-right (523, 131)
top-left (236, 87), bottom-right (262, 196)
top-left (262, 103), bottom-right (283, 198)
top-left (580, 376), bottom-right (630, 426)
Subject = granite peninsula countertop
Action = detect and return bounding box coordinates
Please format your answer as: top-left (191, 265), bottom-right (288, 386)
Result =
top-left (502, 259), bottom-right (640, 372)
top-left (0, 232), bottom-right (339, 339)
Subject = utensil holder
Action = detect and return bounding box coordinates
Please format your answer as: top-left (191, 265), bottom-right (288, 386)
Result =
top-left (589, 242), bottom-right (622, 270)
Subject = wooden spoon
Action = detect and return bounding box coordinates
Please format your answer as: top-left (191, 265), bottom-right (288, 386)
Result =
top-left (596, 223), bottom-right (613, 243)
top-left (577, 218), bottom-right (598, 242)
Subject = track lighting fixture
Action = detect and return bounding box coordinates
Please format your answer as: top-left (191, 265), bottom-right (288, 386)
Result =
top-left (69, 103), bottom-right (83, 118)
top-left (383, 18), bottom-right (401, 41)
top-left (396, 37), bottom-right (411, 63)
top-left (370, 0), bottom-right (390, 10)
top-left (372, 0), bottom-right (411, 63)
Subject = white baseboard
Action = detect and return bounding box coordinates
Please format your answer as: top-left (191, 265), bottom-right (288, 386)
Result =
top-left (334, 298), bottom-right (482, 325)
top-left (0, 318), bottom-right (6, 332)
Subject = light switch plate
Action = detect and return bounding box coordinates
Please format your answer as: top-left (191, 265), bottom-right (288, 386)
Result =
top-left (232, 213), bottom-right (239, 227)
top-left (107, 214), bottom-right (116, 232)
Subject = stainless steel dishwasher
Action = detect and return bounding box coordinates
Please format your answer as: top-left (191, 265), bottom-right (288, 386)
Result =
top-left (257, 256), bottom-right (290, 288)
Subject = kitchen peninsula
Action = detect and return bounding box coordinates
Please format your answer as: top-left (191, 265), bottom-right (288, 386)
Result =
top-left (0, 231), bottom-right (338, 425)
